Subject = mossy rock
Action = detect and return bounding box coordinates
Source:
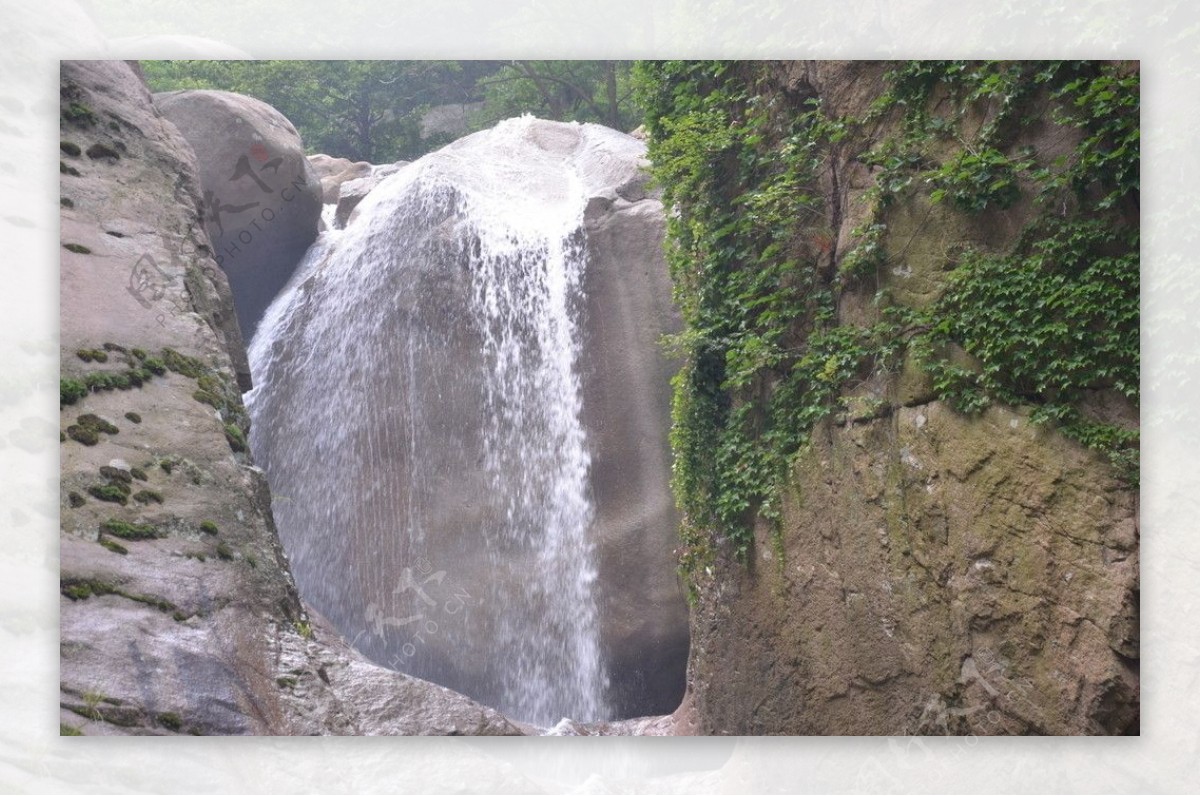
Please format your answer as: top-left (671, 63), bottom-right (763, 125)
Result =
top-left (85, 142), bottom-right (120, 161)
top-left (60, 378), bottom-right (87, 406)
top-left (100, 518), bottom-right (160, 541)
top-left (98, 537), bottom-right (129, 555)
top-left (87, 483), bottom-right (128, 505)
top-left (99, 465), bottom-right (131, 483)
top-left (67, 425), bottom-right (99, 446)
top-left (161, 348), bottom-right (205, 378)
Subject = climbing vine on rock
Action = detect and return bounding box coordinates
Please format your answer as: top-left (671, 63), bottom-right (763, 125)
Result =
top-left (635, 61), bottom-right (892, 586)
top-left (636, 60), bottom-right (1139, 589)
top-left (867, 61), bottom-right (1140, 480)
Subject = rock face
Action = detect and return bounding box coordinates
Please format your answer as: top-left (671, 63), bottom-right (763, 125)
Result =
top-left (679, 61), bottom-right (1139, 735)
top-left (246, 118), bottom-right (689, 723)
top-left (307, 153), bottom-right (373, 204)
top-left (153, 89), bottom-right (322, 340)
top-left (59, 59), bottom-right (522, 737)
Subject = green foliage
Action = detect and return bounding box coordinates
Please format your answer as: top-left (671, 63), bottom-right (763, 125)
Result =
top-left (60, 378), bottom-right (87, 406)
top-left (871, 61), bottom-right (1140, 481)
top-left (474, 61), bottom-right (641, 131)
top-left (636, 61), bottom-right (884, 572)
top-left (140, 60), bottom-right (638, 162)
top-left (160, 347), bottom-right (205, 378)
top-left (100, 518), bottom-right (161, 541)
top-left (638, 59), bottom-right (1140, 583)
top-left (199, 521), bottom-right (219, 536)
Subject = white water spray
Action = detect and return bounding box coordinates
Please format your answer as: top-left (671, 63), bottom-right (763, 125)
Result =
top-left (246, 118), bottom-right (646, 724)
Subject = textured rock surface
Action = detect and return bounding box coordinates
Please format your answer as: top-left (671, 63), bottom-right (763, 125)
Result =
top-left (334, 161), bottom-right (407, 228)
top-left (59, 59), bottom-right (522, 737)
top-left (681, 61), bottom-right (1139, 735)
top-left (247, 119), bottom-right (689, 720)
top-left (154, 89), bottom-right (322, 339)
top-left (307, 153), bottom-right (373, 204)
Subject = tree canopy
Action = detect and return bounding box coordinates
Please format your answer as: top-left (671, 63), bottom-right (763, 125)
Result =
top-left (140, 60), bottom-right (640, 162)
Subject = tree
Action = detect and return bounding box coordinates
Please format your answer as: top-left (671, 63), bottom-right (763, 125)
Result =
top-left (473, 61), bottom-right (641, 132)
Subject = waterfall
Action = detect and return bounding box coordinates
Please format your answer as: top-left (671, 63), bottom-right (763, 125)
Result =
top-left (244, 118), bottom-right (647, 725)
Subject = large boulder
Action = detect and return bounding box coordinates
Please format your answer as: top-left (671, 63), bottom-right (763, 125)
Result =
top-left (154, 89), bottom-right (322, 340)
top-left (246, 118), bottom-right (689, 724)
top-left (59, 59), bottom-right (523, 737)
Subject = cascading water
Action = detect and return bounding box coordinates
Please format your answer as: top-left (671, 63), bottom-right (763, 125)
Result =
top-left (245, 118), bottom-right (650, 725)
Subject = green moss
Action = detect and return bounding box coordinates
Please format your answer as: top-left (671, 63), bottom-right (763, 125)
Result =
top-left (60, 723), bottom-right (84, 736)
top-left (294, 620), bottom-right (313, 639)
top-left (62, 243), bottom-right (91, 254)
top-left (60, 197), bottom-right (74, 208)
top-left (130, 348), bottom-right (148, 361)
top-left (66, 425), bottom-right (98, 446)
top-left (63, 101), bottom-right (96, 125)
top-left (130, 467), bottom-right (148, 481)
top-left (60, 140), bottom-right (81, 156)
top-left (193, 389), bottom-right (222, 409)
top-left (223, 424), bottom-right (247, 453)
top-left (124, 411), bottom-right (142, 424)
top-left (157, 712), bottom-right (182, 731)
top-left (98, 538), bottom-right (129, 555)
top-left (86, 484), bottom-right (128, 504)
top-left (60, 161), bottom-right (81, 177)
top-left (100, 518), bottom-right (160, 540)
top-left (245, 554), bottom-right (258, 569)
top-left (102, 342), bottom-right (126, 353)
top-left (159, 460), bottom-right (174, 475)
top-left (78, 414), bottom-right (118, 435)
top-left (132, 490), bottom-right (163, 505)
top-left (142, 357), bottom-right (167, 376)
top-left (76, 348), bottom-right (108, 363)
top-left (161, 347), bottom-right (205, 378)
top-left (215, 542), bottom-right (234, 561)
top-left (60, 378), bottom-right (87, 406)
top-left (199, 520), bottom-right (219, 536)
top-left (67, 491), bottom-right (85, 508)
top-left (276, 676), bottom-right (298, 688)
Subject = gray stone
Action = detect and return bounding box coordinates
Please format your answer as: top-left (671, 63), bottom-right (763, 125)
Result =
top-left (154, 89), bottom-right (322, 339)
top-left (60, 59), bottom-right (527, 737)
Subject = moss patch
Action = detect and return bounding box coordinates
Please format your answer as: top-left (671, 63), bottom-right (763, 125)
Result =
top-left (100, 518), bottom-right (161, 541)
top-left (60, 140), bottom-right (81, 156)
top-left (133, 490), bottom-right (163, 505)
top-left (124, 411), bottom-right (142, 424)
top-left (62, 243), bottom-right (91, 254)
top-left (199, 521), bottom-right (219, 536)
top-left (98, 537), bottom-right (129, 555)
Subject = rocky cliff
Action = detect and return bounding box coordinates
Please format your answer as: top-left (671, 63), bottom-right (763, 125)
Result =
top-left (58, 60), bottom-right (521, 736)
top-left (640, 60), bottom-right (1139, 735)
